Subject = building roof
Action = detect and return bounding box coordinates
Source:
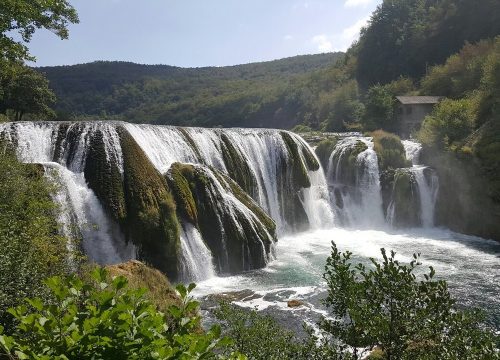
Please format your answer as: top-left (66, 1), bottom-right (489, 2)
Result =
top-left (396, 96), bottom-right (443, 105)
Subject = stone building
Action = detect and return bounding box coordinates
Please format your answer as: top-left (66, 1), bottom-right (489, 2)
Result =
top-left (396, 96), bottom-right (443, 138)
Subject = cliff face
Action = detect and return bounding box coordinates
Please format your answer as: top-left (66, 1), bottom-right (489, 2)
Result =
top-left (422, 148), bottom-right (500, 241)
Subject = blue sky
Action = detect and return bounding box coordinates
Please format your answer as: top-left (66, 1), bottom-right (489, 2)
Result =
top-left (26, 0), bottom-right (381, 68)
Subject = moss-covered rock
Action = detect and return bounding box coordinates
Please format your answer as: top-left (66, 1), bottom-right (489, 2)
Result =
top-left (330, 140), bottom-right (368, 187)
top-left (84, 129), bottom-right (127, 224)
top-left (212, 169), bottom-right (276, 237)
top-left (220, 133), bottom-right (257, 196)
top-left (105, 260), bottom-right (181, 311)
top-left (422, 146), bottom-right (500, 241)
top-left (371, 130), bottom-right (411, 171)
top-left (387, 169), bottom-right (421, 228)
top-left (166, 163), bottom-right (198, 225)
top-left (167, 162), bottom-right (276, 274)
top-left (119, 128), bottom-right (180, 279)
top-left (178, 127), bottom-right (202, 161)
top-left (314, 137), bottom-right (338, 169)
top-left (280, 131), bottom-right (312, 188)
top-left (52, 123), bottom-right (69, 163)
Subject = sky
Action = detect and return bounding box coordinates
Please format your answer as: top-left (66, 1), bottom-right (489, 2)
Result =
top-left (25, 0), bottom-right (381, 68)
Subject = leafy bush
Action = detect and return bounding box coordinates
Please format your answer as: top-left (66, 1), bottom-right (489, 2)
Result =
top-left (0, 268), bottom-right (239, 359)
top-left (214, 302), bottom-right (343, 360)
top-left (321, 243), bottom-right (499, 360)
top-left (371, 130), bottom-right (410, 171)
top-left (361, 85), bottom-right (396, 132)
top-left (320, 80), bottom-right (364, 132)
top-left (418, 97), bottom-right (476, 149)
top-left (0, 148), bottom-right (72, 331)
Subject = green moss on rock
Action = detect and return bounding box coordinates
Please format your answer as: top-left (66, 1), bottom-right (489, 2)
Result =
top-left (331, 140), bottom-right (368, 186)
top-left (280, 131), bottom-right (311, 188)
top-left (220, 133), bottom-right (257, 196)
top-left (84, 130), bottom-right (127, 224)
top-left (119, 128), bottom-right (180, 279)
top-left (371, 130), bottom-right (411, 171)
top-left (166, 163), bottom-right (198, 225)
top-left (314, 137), bottom-right (338, 169)
top-left (178, 127), bottom-right (202, 161)
top-left (212, 169), bottom-right (276, 237)
top-left (389, 169), bottom-right (421, 228)
top-left (167, 162), bottom-right (276, 274)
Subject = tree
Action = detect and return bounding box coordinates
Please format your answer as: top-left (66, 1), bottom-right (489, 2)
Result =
top-left (1, 65), bottom-right (56, 120)
top-left (0, 0), bottom-right (79, 63)
top-left (321, 242), bottom-right (499, 360)
top-left (362, 85), bottom-right (395, 131)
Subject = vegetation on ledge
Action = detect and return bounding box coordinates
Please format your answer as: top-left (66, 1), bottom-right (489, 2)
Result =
top-left (371, 130), bottom-right (411, 172)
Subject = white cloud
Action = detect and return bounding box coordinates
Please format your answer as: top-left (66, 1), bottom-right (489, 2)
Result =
top-left (344, 0), bottom-right (373, 8)
top-left (311, 16), bottom-right (370, 53)
top-left (312, 34), bottom-right (333, 52)
top-left (284, 35), bottom-right (294, 41)
top-left (341, 16), bottom-right (370, 44)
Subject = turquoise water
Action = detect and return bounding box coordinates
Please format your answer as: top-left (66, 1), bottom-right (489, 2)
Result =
top-left (195, 227), bottom-right (500, 328)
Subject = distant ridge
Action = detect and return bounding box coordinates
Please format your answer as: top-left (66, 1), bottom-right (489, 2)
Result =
top-left (37, 52), bottom-right (344, 129)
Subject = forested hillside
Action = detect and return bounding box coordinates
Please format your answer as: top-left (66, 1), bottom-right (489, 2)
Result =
top-left (38, 53), bottom-right (343, 128)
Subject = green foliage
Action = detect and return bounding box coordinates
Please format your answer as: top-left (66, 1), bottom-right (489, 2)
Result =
top-left (322, 243), bottom-right (499, 360)
top-left (355, 0), bottom-right (500, 86)
top-left (0, 63), bottom-right (56, 120)
top-left (420, 39), bottom-right (495, 98)
top-left (418, 97), bottom-right (476, 149)
top-left (0, 148), bottom-right (73, 331)
top-left (214, 303), bottom-right (308, 360)
top-left (0, 0), bottom-right (79, 63)
top-left (362, 85), bottom-right (395, 132)
top-left (214, 302), bottom-right (346, 360)
top-left (39, 54), bottom-right (343, 129)
top-left (320, 80), bottom-right (364, 131)
top-left (0, 268), bottom-right (238, 359)
top-left (371, 130), bottom-right (410, 171)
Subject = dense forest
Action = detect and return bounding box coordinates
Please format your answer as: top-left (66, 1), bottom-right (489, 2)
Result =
top-left (36, 53), bottom-right (343, 128)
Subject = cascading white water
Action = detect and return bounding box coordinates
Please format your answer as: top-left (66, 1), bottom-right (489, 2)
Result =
top-left (1, 121), bottom-right (331, 281)
top-left (179, 224), bottom-right (216, 282)
top-left (0, 122), bottom-right (134, 265)
top-left (327, 136), bottom-right (385, 228)
top-left (124, 123), bottom-right (333, 233)
top-left (44, 162), bottom-right (135, 264)
top-left (402, 139), bottom-right (422, 166)
top-left (412, 167), bottom-right (439, 227)
top-left (402, 140), bottom-right (439, 227)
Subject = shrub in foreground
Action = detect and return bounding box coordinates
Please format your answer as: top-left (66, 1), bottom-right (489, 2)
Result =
top-left (322, 243), bottom-right (499, 360)
top-left (0, 268), bottom-right (241, 359)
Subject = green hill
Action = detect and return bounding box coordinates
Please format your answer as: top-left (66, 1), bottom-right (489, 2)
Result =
top-left (38, 53), bottom-right (343, 128)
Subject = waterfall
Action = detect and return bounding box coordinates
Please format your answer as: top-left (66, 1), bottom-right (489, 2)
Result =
top-left (326, 136), bottom-right (385, 228)
top-left (1, 121), bottom-right (330, 281)
top-left (43, 162), bottom-right (135, 264)
top-left (179, 224), bottom-right (216, 282)
top-left (402, 140), bottom-right (422, 166)
top-left (124, 123), bottom-right (333, 233)
top-left (0, 122), bottom-right (134, 265)
top-left (402, 141), bottom-right (439, 227)
top-left (412, 166), bottom-right (439, 227)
